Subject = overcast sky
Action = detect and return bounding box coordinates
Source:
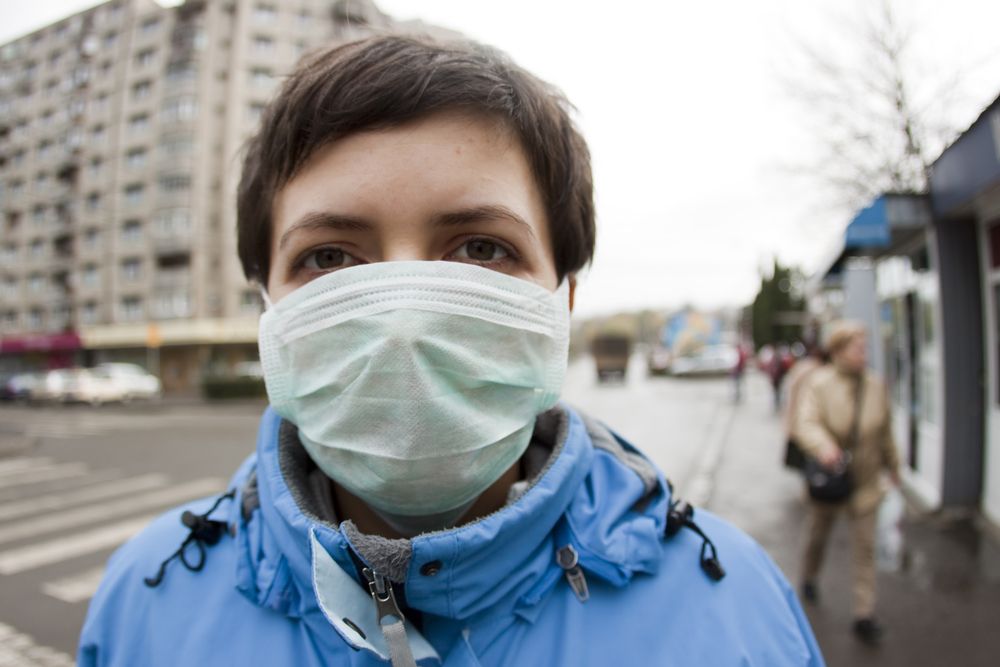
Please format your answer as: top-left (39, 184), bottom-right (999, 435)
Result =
top-left (4, 0), bottom-right (1000, 316)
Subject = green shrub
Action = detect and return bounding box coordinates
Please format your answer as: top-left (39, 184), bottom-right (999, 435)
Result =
top-left (201, 375), bottom-right (267, 400)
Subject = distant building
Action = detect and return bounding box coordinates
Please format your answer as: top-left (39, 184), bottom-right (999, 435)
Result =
top-left (0, 0), bottom-right (455, 391)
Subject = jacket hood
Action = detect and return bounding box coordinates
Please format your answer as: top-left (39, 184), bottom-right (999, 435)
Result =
top-left (228, 403), bottom-right (670, 627)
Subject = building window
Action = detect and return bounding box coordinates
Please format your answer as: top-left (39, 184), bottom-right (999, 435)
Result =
top-left (124, 183), bottom-right (144, 206)
top-left (250, 67), bottom-right (273, 88)
top-left (128, 114), bottom-right (150, 134)
top-left (120, 296), bottom-right (143, 322)
top-left (241, 290), bottom-right (262, 314)
top-left (253, 5), bottom-right (277, 23)
top-left (84, 228), bottom-right (101, 248)
top-left (29, 273), bottom-right (45, 292)
top-left (37, 140), bottom-right (52, 159)
top-left (0, 244), bottom-right (17, 262)
top-left (161, 96), bottom-right (196, 123)
top-left (91, 124), bottom-right (107, 144)
top-left (89, 157), bottom-right (103, 177)
top-left (154, 292), bottom-right (191, 319)
top-left (104, 32), bottom-right (118, 50)
top-left (247, 102), bottom-right (265, 123)
top-left (28, 308), bottom-right (44, 330)
top-left (81, 302), bottom-right (98, 324)
top-left (86, 191), bottom-right (102, 211)
top-left (1, 311), bottom-right (18, 332)
top-left (132, 80), bottom-right (153, 100)
top-left (29, 239), bottom-right (45, 258)
top-left (159, 134), bottom-right (193, 157)
top-left (140, 18), bottom-right (160, 35)
top-left (125, 148), bottom-right (146, 169)
top-left (121, 219), bottom-right (142, 242)
top-left (154, 207), bottom-right (190, 234)
top-left (32, 205), bottom-right (47, 225)
top-left (93, 92), bottom-right (110, 114)
top-left (165, 61), bottom-right (197, 82)
top-left (135, 48), bottom-right (155, 67)
top-left (159, 174), bottom-right (191, 194)
top-left (2, 278), bottom-right (17, 300)
top-left (121, 258), bottom-right (142, 282)
top-left (252, 35), bottom-right (274, 53)
top-left (82, 264), bottom-right (99, 287)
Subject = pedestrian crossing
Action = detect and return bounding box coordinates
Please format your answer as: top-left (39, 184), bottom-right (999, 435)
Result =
top-left (0, 455), bottom-right (226, 603)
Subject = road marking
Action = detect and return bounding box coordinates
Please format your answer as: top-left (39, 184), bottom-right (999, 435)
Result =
top-left (683, 403), bottom-right (737, 507)
top-left (0, 514), bottom-right (157, 575)
top-left (0, 469), bottom-right (121, 505)
top-left (42, 566), bottom-right (107, 604)
top-left (0, 463), bottom-right (89, 490)
top-left (0, 457), bottom-right (51, 476)
top-left (0, 622), bottom-right (74, 667)
top-left (0, 473), bottom-right (169, 522)
top-left (0, 477), bottom-right (225, 545)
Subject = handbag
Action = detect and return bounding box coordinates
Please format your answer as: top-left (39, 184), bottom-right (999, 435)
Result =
top-left (784, 438), bottom-right (807, 470)
top-left (804, 376), bottom-right (864, 504)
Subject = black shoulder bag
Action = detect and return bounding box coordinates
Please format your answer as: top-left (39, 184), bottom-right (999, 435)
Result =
top-left (804, 376), bottom-right (863, 503)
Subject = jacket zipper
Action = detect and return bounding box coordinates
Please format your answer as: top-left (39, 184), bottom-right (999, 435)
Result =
top-left (556, 545), bottom-right (590, 602)
top-left (361, 567), bottom-right (405, 625)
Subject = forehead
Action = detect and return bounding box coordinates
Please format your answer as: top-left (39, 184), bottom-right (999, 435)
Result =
top-left (271, 111), bottom-right (544, 224)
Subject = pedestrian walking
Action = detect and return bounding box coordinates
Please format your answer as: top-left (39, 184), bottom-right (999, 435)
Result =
top-left (793, 321), bottom-right (901, 645)
top-left (768, 344), bottom-right (792, 412)
top-left (782, 343), bottom-right (828, 469)
top-left (732, 341), bottom-right (750, 403)
top-left (78, 35), bottom-right (824, 666)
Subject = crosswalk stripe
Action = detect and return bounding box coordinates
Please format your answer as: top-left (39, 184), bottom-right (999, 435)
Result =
top-left (0, 477), bottom-right (225, 545)
top-left (0, 468), bottom-right (120, 505)
top-left (0, 514), bottom-right (157, 574)
top-left (0, 456), bottom-right (51, 476)
top-left (0, 462), bottom-right (89, 490)
top-left (0, 473), bottom-right (169, 522)
top-left (0, 622), bottom-right (75, 666)
top-left (42, 566), bottom-right (106, 604)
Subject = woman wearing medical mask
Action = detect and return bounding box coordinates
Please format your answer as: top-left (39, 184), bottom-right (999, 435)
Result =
top-left (79, 35), bottom-right (825, 667)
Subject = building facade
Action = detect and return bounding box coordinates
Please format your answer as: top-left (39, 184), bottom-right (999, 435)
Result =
top-left (0, 0), bottom-right (448, 391)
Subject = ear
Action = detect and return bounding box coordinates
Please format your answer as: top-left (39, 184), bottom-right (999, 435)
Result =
top-left (567, 274), bottom-right (577, 313)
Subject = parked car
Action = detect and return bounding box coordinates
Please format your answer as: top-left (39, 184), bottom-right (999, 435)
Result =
top-left (646, 345), bottom-right (673, 376)
top-left (1, 372), bottom-right (40, 401)
top-left (93, 363), bottom-right (162, 401)
top-left (62, 368), bottom-right (125, 406)
top-left (30, 369), bottom-right (78, 402)
top-left (669, 344), bottom-right (740, 378)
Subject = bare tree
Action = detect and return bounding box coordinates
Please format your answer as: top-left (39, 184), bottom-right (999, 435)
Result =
top-left (782, 0), bottom-right (967, 211)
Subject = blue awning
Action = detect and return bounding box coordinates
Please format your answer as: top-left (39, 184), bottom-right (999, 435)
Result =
top-left (812, 194), bottom-right (931, 285)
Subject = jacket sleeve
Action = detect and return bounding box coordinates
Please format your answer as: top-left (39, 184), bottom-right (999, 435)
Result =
top-left (792, 379), bottom-right (838, 459)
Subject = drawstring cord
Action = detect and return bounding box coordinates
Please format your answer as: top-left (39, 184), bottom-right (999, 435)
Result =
top-left (144, 489), bottom-right (236, 588)
top-left (665, 497), bottom-right (726, 582)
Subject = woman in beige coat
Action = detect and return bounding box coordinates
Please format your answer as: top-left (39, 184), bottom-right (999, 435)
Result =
top-left (793, 320), bottom-right (900, 645)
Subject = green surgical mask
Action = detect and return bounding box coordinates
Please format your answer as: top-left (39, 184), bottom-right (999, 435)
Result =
top-left (258, 261), bottom-right (570, 531)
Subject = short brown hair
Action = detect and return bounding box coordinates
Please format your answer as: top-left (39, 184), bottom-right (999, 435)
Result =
top-left (237, 34), bottom-right (595, 284)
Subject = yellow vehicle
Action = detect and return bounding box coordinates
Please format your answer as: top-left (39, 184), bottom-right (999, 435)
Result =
top-left (590, 334), bottom-right (632, 383)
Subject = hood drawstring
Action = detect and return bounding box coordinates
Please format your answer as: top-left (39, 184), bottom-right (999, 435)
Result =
top-left (665, 495), bottom-right (726, 582)
top-left (144, 489), bottom-right (236, 588)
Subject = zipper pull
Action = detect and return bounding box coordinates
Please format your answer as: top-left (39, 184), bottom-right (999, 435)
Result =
top-left (361, 567), bottom-right (405, 626)
top-left (556, 545), bottom-right (590, 603)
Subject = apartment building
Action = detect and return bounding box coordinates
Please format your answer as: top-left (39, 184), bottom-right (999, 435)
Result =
top-left (0, 0), bottom-right (449, 391)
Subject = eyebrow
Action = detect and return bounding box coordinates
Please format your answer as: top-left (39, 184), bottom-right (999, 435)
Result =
top-left (277, 212), bottom-right (372, 250)
top-left (278, 204), bottom-right (537, 251)
top-left (433, 205), bottom-right (537, 238)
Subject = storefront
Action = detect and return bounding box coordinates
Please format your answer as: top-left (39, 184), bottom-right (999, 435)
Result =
top-left (0, 331), bottom-right (83, 374)
top-left (930, 94), bottom-right (1000, 525)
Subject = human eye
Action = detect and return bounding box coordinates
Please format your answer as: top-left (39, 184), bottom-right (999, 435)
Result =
top-left (448, 237), bottom-right (516, 266)
top-left (295, 246), bottom-right (362, 274)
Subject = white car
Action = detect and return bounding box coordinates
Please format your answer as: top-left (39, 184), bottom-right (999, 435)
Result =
top-left (93, 363), bottom-right (162, 401)
top-left (669, 344), bottom-right (740, 377)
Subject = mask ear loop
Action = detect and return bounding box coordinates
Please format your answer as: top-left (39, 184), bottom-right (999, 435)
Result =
top-left (259, 283), bottom-right (274, 310)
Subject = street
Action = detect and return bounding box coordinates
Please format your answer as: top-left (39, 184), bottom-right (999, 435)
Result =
top-left (0, 357), bottom-right (998, 665)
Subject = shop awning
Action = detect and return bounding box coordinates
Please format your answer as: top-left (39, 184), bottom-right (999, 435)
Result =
top-left (930, 95), bottom-right (1000, 218)
top-left (812, 193), bottom-right (931, 286)
top-left (0, 332), bottom-right (82, 354)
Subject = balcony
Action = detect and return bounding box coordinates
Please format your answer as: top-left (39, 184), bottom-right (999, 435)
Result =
top-left (153, 268), bottom-right (191, 292)
top-left (151, 225), bottom-right (192, 255)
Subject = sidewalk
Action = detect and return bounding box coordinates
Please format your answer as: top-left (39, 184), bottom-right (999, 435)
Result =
top-left (706, 372), bottom-right (1000, 667)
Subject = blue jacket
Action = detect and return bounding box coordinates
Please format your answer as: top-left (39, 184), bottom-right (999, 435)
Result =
top-left (78, 406), bottom-right (824, 666)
